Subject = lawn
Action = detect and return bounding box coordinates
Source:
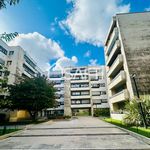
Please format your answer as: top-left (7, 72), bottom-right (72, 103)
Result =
top-left (0, 128), bottom-right (20, 136)
top-left (103, 118), bottom-right (150, 138)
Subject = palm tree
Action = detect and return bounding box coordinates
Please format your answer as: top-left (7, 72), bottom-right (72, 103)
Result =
top-left (0, 32), bottom-right (18, 41)
top-left (0, 0), bottom-right (20, 41)
top-left (0, 0), bottom-right (20, 9)
top-left (123, 100), bottom-right (141, 126)
top-left (123, 98), bottom-right (150, 127)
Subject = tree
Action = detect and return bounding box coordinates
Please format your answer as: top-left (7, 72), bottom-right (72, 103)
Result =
top-left (0, 0), bottom-right (20, 9)
top-left (123, 98), bottom-right (150, 127)
top-left (0, 0), bottom-right (20, 41)
top-left (9, 77), bottom-right (56, 120)
top-left (0, 32), bottom-right (18, 42)
top-left (0, 64), bottom-right (11, 109)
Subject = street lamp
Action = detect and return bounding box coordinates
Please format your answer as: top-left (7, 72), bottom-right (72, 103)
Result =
top-left (131, 74), bottom-right (147, 128)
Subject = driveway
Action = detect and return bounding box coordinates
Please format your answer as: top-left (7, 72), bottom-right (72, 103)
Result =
top-left (0, 117), bottom-right (149, 149)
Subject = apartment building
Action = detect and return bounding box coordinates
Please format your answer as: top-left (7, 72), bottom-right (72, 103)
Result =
top-left (47, 71), bottom-right (64, 116)
top-left (105, 12), bottom-right (150, 120)
top-left (0, 39), bottom-right (44, 121)
top-left (0, 39), bottom-right (43, 85)
top-left (64, 66), bottom-right (108, 116)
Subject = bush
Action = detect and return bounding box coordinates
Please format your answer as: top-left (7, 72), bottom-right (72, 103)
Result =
top-left (94, 108), bottom-right (110, 117)
top-left (0, 113), bottom-right (6, 121)
top-left (123, 98), bottom-right (150, 127)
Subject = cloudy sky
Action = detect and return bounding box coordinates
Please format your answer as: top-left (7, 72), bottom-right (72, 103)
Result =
top-left (0, 0), bottom-right (150, 71)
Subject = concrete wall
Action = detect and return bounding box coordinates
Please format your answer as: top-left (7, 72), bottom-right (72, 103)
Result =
top-left (117, 12), bottom-right (150, 95)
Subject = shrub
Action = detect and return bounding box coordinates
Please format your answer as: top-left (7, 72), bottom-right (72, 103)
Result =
top-left (94, 108), bottom-right (110, 117)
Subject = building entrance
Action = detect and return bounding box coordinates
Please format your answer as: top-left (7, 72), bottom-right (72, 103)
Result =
top-left (72, 108), bottom-right (91, 116)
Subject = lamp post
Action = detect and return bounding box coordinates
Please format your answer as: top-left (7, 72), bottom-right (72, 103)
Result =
top-left (131, 74), bottom-right (147, 128)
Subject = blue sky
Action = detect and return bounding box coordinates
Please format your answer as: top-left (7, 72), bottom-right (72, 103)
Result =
top-left (0, 0), bottom-right (150, 71)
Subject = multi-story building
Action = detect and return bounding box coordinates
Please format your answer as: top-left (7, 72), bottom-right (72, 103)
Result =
top-left (0, 39), bottom-right (43, 85)
top-left (0, 39), bottom-right (44, 121)
top-left (64, 66), bottom-right (108, 116)
top-left (105, 12), bottom-right (150, 120)
top-left (47, 71), bottom-right (64, 116)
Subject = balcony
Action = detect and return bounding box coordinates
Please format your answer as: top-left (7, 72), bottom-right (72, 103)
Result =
top-left (23, 70), bottom-right (32, 78)
top-left (107, 54), bottom-right (123, 77)
top-left (71, 104), bottom-right (91, 108)
top-left (109, 89), bottom-right (129, 104)
top-left (105, 27), bottom-right (118, 55)
top-left (54, 84), bottom-right (64, 88)
top-left (71, 95), bottom-right (90, 99)
top-left (109, 71), bottom-right (126, 89)
top-left (71, 79), bottom-right (89, 83)
top-left (24, 61), bottom-right (36, 73)
top-left (71, 87), bottom-right (90, 91)
top-left (106, 40), bottom-right (121, 66)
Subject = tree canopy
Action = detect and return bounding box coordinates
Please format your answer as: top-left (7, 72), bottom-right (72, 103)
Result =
top-left (0, 0), bottom-right (20, 9)
top-left (9, 77), bottom-right (56, 120)
top-left (0, 0), bottom-right (20, 41)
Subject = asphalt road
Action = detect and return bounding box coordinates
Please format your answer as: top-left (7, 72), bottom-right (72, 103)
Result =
top-left (0, 117), bottom-right (150, 149)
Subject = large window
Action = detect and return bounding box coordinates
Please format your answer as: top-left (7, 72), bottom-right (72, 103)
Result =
top-left (92, 91), bottom-right (106, 96)
top-left (9, 51), bottom-right (14, 55)
top-left (90, 76), bottom-right (99, 81)
top-left (91, 83), bottom-right (100, 88)
top-left (7, 61), bottom-right (12, 66)
top-left (100, 83), bottom-right (105, 87)
top-left (71, 99), bottom-right (90, 105)
top-left (71, 83), bottom-right (89, 88)
top-left (71, 91), bottom-right (89, 96)
top-left (0, 46), bottom-right (7, 55)
top-left (71, 92), bottom-right (80, 96)
top-left (24, 55), bottom-right (36, 69)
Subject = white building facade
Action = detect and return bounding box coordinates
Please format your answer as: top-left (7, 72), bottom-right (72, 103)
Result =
top-left (0, 39), bottom-right (43, 85)
top-left (105, 12), bottom-right (150, 120)
top-left (47, 71), bottom-right (64, 116)
top-left (64, 66), bottom-right (108, 116)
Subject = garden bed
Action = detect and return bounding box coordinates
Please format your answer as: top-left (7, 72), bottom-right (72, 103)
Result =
top-left (103, 118), bottom-right (150, 138)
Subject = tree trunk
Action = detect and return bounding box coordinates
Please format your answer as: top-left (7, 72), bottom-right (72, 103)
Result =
top-left (28, 111), bottom-right (38, 121)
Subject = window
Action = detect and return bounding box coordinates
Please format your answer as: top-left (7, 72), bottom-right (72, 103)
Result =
top-left (81, 91), bottom-right (89, 95)
top-left (92, 91), bottom-right (100, 96)
top-left (91, 83), bottom-right (100, 88)
top-left (100, 91), bottom-right (106, 95)
top-left (90, 76), bottom-right (99, 81)
top-left (9, 51), bottom-right (14, 55)
top-left (0, 46), bottom-right (8, 55)
top-left (71, 99), bottom-right (90, 105)
top-left (71, 92), bottom-right (80, 96)
top-left (71, 83), bottom-right (89, 88)
top-left (7, 61), bottom-right (12, 66)
top-left (100, 83), bottom-right (105, 87)
top-left (24, 55), bottom-right (36, 69)
top-left (0, 71), bottom-right (2, 76)
top-left (101, 99), bottom-right (107, 103)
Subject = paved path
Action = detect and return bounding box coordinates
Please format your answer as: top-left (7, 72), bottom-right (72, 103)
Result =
top-left (0, 117), bottom-right (150, 149)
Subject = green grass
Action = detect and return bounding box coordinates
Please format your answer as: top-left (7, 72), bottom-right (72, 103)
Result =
top-left (103, 118), bottom-right (150, 138)
top-left (0, 129), bottom-right (20, 136)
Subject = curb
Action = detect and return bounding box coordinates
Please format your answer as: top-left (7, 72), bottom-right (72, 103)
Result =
top-left (116, 126), bottom-right (150, 145)
top-left (0, 129), bottom-right (24, 140)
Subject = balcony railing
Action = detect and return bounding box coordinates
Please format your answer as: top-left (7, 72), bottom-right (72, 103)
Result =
top-left (109, 89), bottom-right (129, 103)
top-left (106, 40), bottom-right (121, 66)
top-left (105, 27), bottom-right (118, 55)
top-left (107, 54), bottom-right (123, 77)
top-left (109, 71), bottom-right (126, 89)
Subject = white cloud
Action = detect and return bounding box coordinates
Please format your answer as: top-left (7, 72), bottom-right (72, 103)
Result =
top-left (61, 0), bottom-right (130, 46)
top-left (145, 7), bottom-right (150, 11)
top-left (89, 59), bottom-right (98, 66)
top-left (9, 32), bottom-right (64, 71)
top-left (52, 56), bottom-right (78, 71)
top-left (84, 50), bottom-right (91, 57)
